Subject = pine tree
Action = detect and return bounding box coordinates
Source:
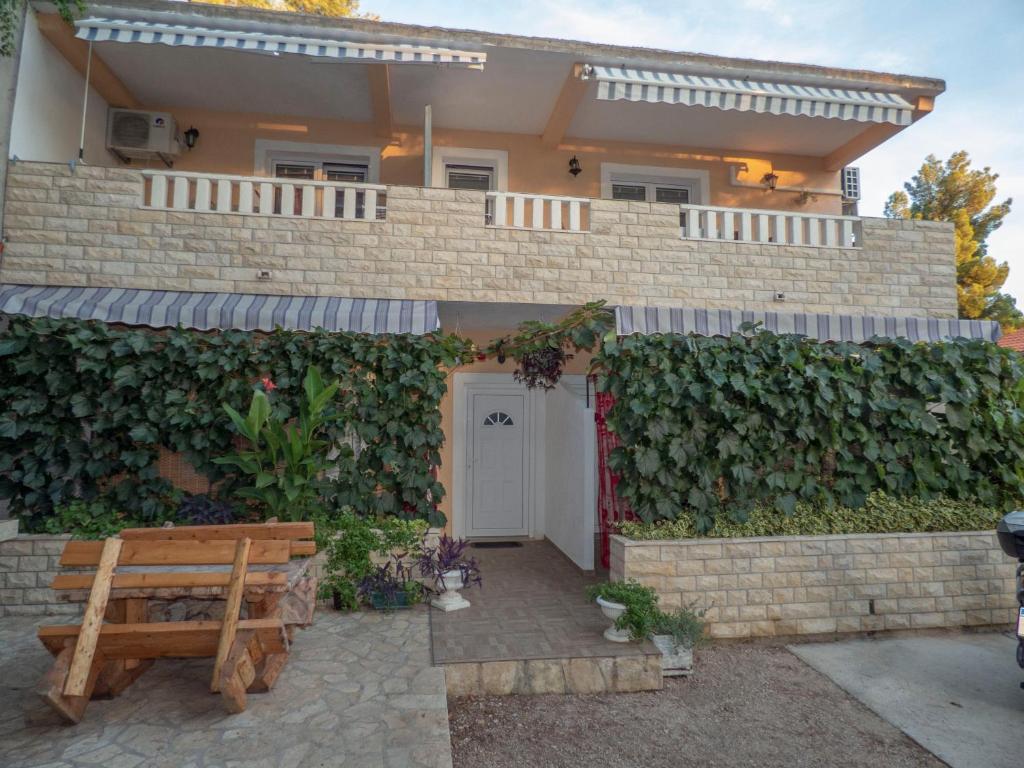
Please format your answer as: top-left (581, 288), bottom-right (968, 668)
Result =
top-left (885, 151), bottom-right (1019, 328)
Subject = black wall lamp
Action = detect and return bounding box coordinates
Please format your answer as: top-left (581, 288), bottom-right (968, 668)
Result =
top-left (762, 171), bottom-right (779, 191)
top-left (183, 126), bottom-right (200, 150)
top-left (568, 155), bottom-right (582, 177)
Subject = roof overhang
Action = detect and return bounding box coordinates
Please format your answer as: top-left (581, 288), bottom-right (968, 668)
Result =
top-left (31, 0), bottom-right (945, 162)
top-left (0, 285), bottom-right (440, 334)
top-left (615, 305), bottom-right (1001, 343)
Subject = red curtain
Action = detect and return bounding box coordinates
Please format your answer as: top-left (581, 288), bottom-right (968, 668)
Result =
top-left (594, 386), bottom-right (635, 568)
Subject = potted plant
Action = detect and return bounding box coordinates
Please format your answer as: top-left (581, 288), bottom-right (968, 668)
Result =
top-left (649, 605), bottom-right (706, 675)
top-left (357, 557), bottom-right (425, 611)
top-left (418, 535), bottom-right (481, 612)
top-left (585, 581), bottom-right (658, 643)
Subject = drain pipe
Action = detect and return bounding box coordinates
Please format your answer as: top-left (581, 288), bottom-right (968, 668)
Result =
top-left (74, 40), bottom-right (93, 169)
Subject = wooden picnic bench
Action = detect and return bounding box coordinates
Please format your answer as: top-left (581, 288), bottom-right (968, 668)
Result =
top-left (36, 521), bottom-right (318, 723)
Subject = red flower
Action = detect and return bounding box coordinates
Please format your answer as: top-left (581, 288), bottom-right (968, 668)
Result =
top-left (260, 376), bottom-right (277, 393)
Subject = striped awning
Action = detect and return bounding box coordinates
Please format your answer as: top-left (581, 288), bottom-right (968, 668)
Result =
top-left (0, 285), bottom-right (439, 335)
top-left (583, 65), bottom-right (913, 126)
top-left (74, 18), bottom-right (487, 68)
top-left (614, 305), bottom-right (1001, 343)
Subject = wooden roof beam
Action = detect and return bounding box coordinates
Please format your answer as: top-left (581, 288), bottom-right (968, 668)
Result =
top-left (366, 63), bottom-right (394, 140)
top-left (541, 63), bottom-right (588, 147)
top-left (36, 14), bottom-right (139, 109)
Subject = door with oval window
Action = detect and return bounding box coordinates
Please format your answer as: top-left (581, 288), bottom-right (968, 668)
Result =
top-left (468, 393), bottom-right (526, 536)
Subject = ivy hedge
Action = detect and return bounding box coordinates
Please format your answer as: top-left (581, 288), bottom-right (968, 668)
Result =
top-left (617, 492), bottom-right (1009, 539)
top-left (0, 316), bottom-right (471, 529)
top-left (596, 329), bottom-right (1024, 531)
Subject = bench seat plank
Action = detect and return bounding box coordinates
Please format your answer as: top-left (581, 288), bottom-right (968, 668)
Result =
top-left (120, 522), bottom-right (314, 542)
top-left (60, 539), bottom-right (291, 567)
top-left (38, 619), bottom-right (288, 659)
top-left (50, 571), bottom-right (288, 591)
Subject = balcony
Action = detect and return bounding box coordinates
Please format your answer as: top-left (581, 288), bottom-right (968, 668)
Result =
top-left (1, 162), bottom-right (956, 317)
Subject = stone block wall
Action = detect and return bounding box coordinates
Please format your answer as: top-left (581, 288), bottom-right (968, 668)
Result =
top-left (1, 161), bottom-right (957, 317)
top-left (0, 534), bottom-right (79, 618)
top-left (610, 532), bottom-right (1018, 639)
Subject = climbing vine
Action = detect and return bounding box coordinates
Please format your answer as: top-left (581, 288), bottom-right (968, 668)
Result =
top-left (595, 328), bottom-right (1024, 530)
top-left (485, 301), bottom-right (613, 389)
top-left (0, 316), bottom-right (473, 529)
top-left (0, 0), bottom-right (82, 58)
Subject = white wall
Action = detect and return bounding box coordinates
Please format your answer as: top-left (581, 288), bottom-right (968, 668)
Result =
top-left (543, 378), bottom-right (596, 570)
top-left (9, 10), bottom-right (111, 164)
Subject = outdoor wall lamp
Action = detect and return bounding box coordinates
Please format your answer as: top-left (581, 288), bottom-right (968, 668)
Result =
top-left (183, 126), bottom-right (200, 150)
top-left (568, 155), bottom-right (582, 177)
top-left (762, 171), bottom-right (779, 191)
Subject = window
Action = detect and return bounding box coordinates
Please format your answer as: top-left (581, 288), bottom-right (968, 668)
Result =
top-left (482, 411), bottom-right (514, 427)
top-left (610, 180), bottom-right (692, 204)
top-left (271, 159), bottom-right (376, 219)
top-left (446, 164), bottom-right (494, 191)
top-left (446, 163), bottom-right (496, 223)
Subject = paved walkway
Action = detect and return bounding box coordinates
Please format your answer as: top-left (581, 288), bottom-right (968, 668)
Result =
top-left (431, 540), bottom-right (655, 663)
top-left (0, 608), bottom-right (452, 768)
top-left (790, 632), bottom-right (1024, 768)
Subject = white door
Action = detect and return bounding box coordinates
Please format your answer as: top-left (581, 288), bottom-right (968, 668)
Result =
top-left (468, 393), bottom-right (527, 537)
top-left (543, 378), bottom-right (596, 570)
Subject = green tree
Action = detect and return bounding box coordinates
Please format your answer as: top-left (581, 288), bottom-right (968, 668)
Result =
top-left (885, 151), bottom-right (1019, 328)
top-left (196, 0), bottom-right (369, 17)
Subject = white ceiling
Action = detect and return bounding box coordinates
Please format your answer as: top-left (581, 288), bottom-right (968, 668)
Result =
top-left (93, 39), bottom-right (889, 157)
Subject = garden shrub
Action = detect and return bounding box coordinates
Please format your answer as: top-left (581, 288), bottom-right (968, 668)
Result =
top-left (0, 316), bottom-right (471, 530)
top-left (617, 492), bottom-right (1012, 540)
top-left (597, 328), bottom-right (1024, 531)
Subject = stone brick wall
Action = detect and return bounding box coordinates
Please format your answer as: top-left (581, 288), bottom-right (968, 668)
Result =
top-left (610, 532), bottom-right (1018, 640)
top-left (0, 534), bottom-right (79, 618)
top-left (1, 161), bottom-right (957, 317)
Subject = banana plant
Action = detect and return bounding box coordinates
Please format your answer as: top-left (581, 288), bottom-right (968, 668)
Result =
top-left (214, 366), bottom-right (340, 521)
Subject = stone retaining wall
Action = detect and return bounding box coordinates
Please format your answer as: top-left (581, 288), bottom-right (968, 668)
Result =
top-left (610, 531), bottom-right (1018, 639)
top-left (1, 161), bottom-right (957, 316)
top-left (0, 534), bottom-right (79, 618)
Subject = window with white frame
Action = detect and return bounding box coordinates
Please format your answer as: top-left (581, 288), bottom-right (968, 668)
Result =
top-left (602, 163), bottom-right (709, 234)
top-left (445, 163), bottom-right (497, 223)
top-left (270, 157), bottom-right (379, 219)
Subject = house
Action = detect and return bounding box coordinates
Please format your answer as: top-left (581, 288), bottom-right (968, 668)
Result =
top-left (0, 0), bottom-right (997, 570)
top-left (997, 327), bottom-right (1024, 351)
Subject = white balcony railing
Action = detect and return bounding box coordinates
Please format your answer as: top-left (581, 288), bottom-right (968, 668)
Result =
top-left (680, 204), bottom-right (861, 248)
top-left (486, 192), bottom-right (589, 232)
top-left (141, 170), bottom-right (387, 221)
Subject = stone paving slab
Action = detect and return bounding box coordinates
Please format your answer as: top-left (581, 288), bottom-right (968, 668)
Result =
top-left (0, 608), bottom-right (452, 768)
top-left (431, 540), bottom-right (657, 663)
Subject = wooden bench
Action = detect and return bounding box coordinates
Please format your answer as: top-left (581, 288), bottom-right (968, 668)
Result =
top-left (37, 522), bottom-right (318, 723)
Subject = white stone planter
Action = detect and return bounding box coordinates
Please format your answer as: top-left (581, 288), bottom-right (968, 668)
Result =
top-left (650, 634), bottom-right (694, 676)
top-left (431, 568), bottom-right (471, 612)
top-left (596, 596), bottom-right (631, 642)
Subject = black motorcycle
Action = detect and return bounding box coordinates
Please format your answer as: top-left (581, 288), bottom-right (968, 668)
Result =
top-left (996, 511), bottom-right (1024, 688)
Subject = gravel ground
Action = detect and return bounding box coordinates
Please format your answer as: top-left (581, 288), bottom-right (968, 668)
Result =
top-left (448, 645), bottom-right (946, 768)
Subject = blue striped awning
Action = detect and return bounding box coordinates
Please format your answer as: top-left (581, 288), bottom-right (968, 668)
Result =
top-left (614, 305), bottom-right (1001, 343)
top-left (583, 65), bottom-right (914, 126)
top-left (0, 285), bottom-right (439, 335)
top-left (74, 18), bottom-right (487, 68)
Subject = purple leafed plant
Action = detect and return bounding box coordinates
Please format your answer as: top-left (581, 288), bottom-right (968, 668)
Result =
top-left (418, 535), bottom-right (482, 590)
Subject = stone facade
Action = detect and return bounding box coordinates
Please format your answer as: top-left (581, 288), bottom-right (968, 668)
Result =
top-left (1, 161), bottom-right (957, 316)
top-left (610, 532), bottom-right (1018, 640)
top-left (0, 534), bottom-right (79, 618)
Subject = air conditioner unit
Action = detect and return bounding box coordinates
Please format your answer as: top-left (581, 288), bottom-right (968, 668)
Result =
top-left (841, 166), bottom-right (861, 201)
top-left (106, 109), bottom-right (180, 162)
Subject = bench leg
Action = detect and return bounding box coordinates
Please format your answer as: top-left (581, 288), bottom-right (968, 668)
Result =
top-left (218, 631), bottom-right (257, 714)
top-left (37, 642), bottom-right (106, 724)
top-left (93, 658), bottom-right (154, 699)
top-left (249, 652), bottom-right (288, 694)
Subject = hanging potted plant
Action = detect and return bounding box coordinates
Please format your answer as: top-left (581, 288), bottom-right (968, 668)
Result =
top-left (649, 605), bottom-right (706, 675)
top-left (585, 581), bottom-right (658, 643)
top-left (418, 535), bottom-right (482, 612)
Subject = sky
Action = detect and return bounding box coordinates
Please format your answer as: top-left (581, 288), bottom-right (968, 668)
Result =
top-left (364, 0), bottom-right (1024, 305)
